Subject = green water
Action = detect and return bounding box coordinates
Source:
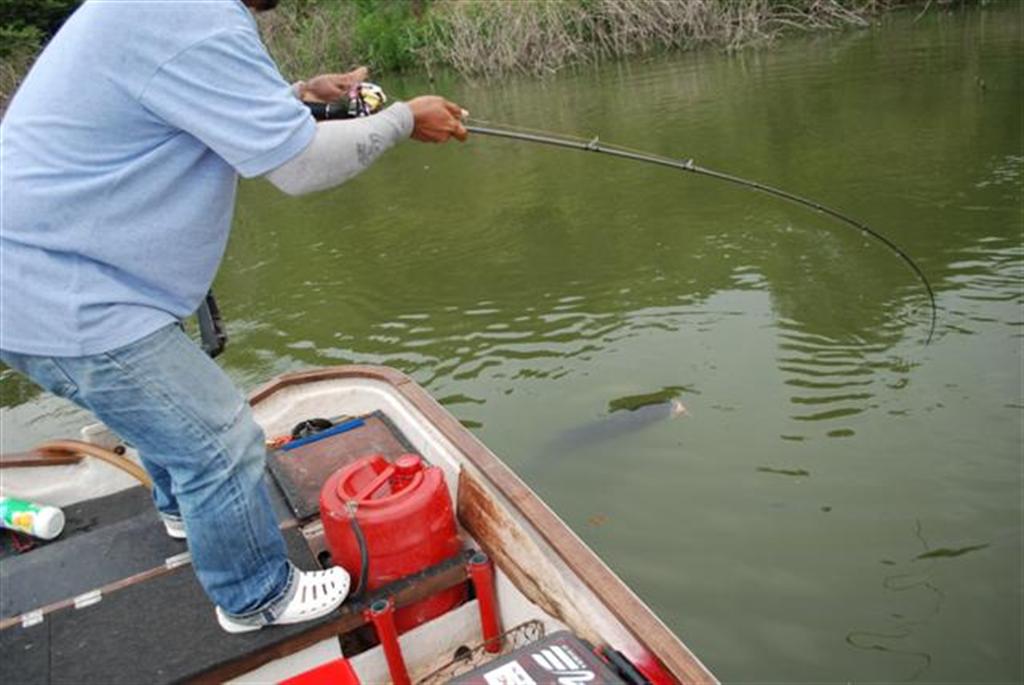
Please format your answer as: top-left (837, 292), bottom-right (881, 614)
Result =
top-left (2, 5), bottom-right (1021, 682)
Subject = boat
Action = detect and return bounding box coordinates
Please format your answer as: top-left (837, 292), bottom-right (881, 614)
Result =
top-left (0, 365), bottom-right (717, 684)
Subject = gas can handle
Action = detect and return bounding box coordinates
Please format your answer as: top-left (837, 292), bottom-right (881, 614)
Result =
top-left (351, 465), bottom-right (396, 502)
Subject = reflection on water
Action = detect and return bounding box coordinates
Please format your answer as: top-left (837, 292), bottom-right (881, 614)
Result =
top-left (847, 521), bottom-right (945, 682)
top-left (848, 520), bottom-right (995, 681)
top-left (1, 5), bottom-right (1021, 683)
top-left (757, 466), bottom-right (810, 477)
top-left (775, 316), bottom-right (910, 437)
top-left (915, 543), bottom-right (990, 560)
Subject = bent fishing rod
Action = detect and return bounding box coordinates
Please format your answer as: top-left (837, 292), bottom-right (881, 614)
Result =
top-left (464, 122), bottom-right (937, 346)
top-left (298, 83), bottom-right (936, 344)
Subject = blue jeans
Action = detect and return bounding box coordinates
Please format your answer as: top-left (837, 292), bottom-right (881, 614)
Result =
top-left (2, 323), bottom-right (295, 624)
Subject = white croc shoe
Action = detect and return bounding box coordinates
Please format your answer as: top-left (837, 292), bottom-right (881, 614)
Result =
top-left (163, 518), bottom-right (187, 540)
top-left (216, 566), bottom-right (351, 634)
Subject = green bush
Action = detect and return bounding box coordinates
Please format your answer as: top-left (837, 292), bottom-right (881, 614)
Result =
top-left (0, 0), bottom-right (79, 37)
top-left (0, 0), bottom-right (79, 58)
top-left (0, 24), bottom-right (42, 59)
top-left (350, 0), bottom-right (431, 72)
top-left (259, 0), bottom-right (436, 77)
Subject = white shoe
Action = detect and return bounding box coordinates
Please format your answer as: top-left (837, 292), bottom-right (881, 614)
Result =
top-left (163, 517), bottom-right (187, 540)
top-left (216, 566), bottom-right (351, 634)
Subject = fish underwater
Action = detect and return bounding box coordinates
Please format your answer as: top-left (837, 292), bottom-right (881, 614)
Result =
top-left (546, 387), bottom-right (690, 455)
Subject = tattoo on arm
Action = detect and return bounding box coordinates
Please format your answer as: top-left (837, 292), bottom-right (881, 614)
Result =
top-left (357, 133), bottom-right (385, 168)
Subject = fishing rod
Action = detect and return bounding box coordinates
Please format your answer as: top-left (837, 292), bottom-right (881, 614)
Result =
top-left (299, 83), bottom-right (936, 344)
top-left (464, 122), bottom-right (937, 346)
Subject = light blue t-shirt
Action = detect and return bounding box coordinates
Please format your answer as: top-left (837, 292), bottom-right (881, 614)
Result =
top-left (0, 0), bottom-right (315, 356)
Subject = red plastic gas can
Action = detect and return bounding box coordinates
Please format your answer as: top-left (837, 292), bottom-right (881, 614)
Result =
top-left (319, 453), bottom-right (465, 632)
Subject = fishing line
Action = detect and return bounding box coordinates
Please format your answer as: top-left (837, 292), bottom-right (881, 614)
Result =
top-left (464, 120), bottom-right (937, 346)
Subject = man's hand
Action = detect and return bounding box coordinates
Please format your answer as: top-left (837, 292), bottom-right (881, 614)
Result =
top-left (301, 66), bottom-right (370, 102)
top-left (407, 96), bottom-right (468, 143)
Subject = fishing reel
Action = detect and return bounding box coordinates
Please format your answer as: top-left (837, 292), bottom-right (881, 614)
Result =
top-left (304, 82), bottom-right (387, 121)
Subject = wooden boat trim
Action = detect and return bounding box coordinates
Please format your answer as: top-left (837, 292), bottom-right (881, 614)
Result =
top-left (249, 365), bottom-right (717, 684)
top-left (0, 448), bottom-right (83, 469)
top-left (37, 439), bottom-right (153, 487)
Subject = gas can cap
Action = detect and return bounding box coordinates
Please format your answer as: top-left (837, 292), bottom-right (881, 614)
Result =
top-left (394, 454), bottom-right (423, 477)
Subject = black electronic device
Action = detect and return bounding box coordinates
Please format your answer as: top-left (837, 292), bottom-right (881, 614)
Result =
top-left (447, 631), bottom-right (627, 685)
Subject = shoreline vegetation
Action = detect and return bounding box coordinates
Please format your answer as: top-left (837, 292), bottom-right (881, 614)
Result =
top-left (259, 0), bottom-right (910, 81)
top-left (1, 0), bottom-right (972, 112)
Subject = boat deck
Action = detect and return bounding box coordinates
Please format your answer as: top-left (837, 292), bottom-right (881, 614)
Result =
top-left (0, 486), bottom-right (340, 684)
top-left (0, 409), bottom-right (459, 684)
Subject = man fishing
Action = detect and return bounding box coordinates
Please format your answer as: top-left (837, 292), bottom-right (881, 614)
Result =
top-left (0, 0), bottom-right (467, 633)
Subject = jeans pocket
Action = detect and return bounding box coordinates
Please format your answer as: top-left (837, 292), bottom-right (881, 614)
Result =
top-left (212, 395), bottom-right (248, 434)
top-left (48, 360), bottom-right (81, 400)
top-left (109, 324), bottom-right (249, 436)
top-left (182, 360), bottom-right (248, 435)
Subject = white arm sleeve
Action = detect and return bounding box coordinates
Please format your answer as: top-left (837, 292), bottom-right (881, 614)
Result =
top-left (265, 102), bottom-right (414, 196)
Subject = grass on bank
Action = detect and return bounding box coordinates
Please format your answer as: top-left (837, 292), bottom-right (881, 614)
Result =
top-left (259, 0), bottom-right (906, 81)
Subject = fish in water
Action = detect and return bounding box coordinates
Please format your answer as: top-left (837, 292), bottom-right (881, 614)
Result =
top-left (546, 388), bottom-right (689, 454)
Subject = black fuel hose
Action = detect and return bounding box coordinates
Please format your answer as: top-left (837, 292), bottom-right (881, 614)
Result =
top-left (346, 503), bottom-right (370, 598)
top-left (465, 123), bottom-right (937, 346)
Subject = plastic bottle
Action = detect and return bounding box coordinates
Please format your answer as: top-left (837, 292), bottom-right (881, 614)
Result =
top-left (0, 496), bottom-right (65, 540)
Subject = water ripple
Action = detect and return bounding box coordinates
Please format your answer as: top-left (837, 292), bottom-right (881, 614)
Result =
top-left (774, 314), bottom-right (910, 437)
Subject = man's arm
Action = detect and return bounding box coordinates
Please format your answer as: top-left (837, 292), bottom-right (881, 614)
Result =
top-left (265, 96), bottom-right (467, 196)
